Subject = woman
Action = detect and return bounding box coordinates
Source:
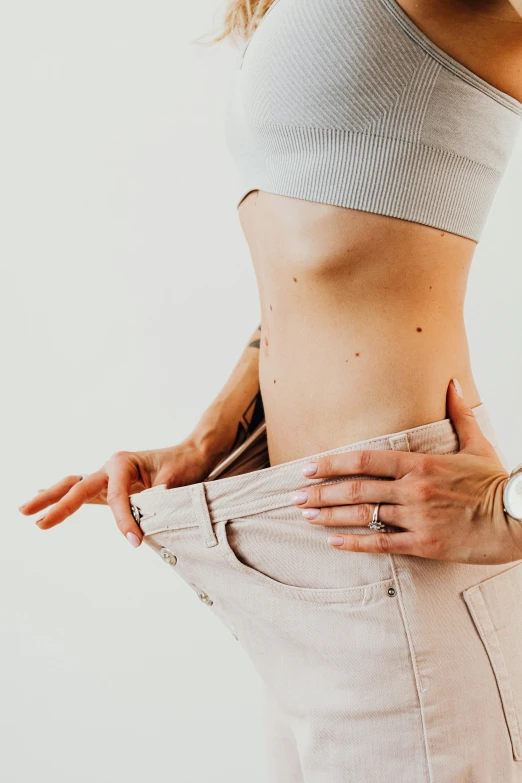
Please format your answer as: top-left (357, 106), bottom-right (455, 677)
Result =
top-left (19, 0), bottom-right (522, 780)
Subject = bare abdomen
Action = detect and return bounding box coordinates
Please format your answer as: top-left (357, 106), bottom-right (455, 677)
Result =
top-left (239, 191), bottom-right (481, 465)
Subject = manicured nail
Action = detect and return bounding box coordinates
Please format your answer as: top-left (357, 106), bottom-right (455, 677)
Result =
top-left (328, 535), bottom-right (345, 547)
top-left (302, 462), bottom-right (318, 476)
top-left (292, 491), bottom-right (308, 504)
top-left (452, 378), bottom-right (463, 398)
top-left (126, 531), bottom-right (141, 548)
top-left (302, 508), bottom-right (320, 520)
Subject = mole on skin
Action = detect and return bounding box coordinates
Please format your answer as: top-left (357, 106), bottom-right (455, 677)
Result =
top-left (293, 277), bottom-right (298, 282)
top-left (417, 327), bottom-right (423, 332)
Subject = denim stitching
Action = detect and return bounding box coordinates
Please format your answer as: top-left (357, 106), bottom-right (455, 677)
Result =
top-left (388, 553), bottom-right (434, 782)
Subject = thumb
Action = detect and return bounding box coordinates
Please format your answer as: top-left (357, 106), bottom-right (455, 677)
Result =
top-left (447, 378), bottom-right (492, 456)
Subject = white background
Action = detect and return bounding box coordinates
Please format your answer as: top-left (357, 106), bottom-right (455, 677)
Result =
top-left (2, 2), bottom-right (522, 781)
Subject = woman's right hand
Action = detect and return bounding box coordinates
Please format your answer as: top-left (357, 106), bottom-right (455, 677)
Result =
top-left (18, 437), bottom-right (220, 547)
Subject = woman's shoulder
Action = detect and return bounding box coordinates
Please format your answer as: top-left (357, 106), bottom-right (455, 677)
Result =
top-left (396, 0), bottom-right (522, 103)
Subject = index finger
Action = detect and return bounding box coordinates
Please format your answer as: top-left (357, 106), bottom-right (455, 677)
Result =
top-left (32, 472), bottom-right (106, 529)
top-left (303, 449), bottom-right (417, 480)
top-left (19, 474), bottom-right (86, 516)
top-left (106, 462), bottom-right (143, 547)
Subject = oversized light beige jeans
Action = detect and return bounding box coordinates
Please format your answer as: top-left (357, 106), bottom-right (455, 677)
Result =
top-left (130, 404), bottom-right (522, 782)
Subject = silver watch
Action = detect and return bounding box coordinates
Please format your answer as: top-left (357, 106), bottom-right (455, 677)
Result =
top-left (503, 463), bottom-right (522, 522)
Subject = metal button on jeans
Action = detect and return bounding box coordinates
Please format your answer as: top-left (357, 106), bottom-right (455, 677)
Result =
top-left (160, 547), bottom-right (177, 566)
top-left (387, 586), bottom-right (396, 597)
top-left (197, 589), bottom-right (213, 606)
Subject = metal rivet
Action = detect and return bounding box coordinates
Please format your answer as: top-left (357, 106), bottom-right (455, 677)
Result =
top-left (160, 547), bottom-right (177, 566)
top-left (387, 586), bottom-right (396, 597)
top-left (197, 589), bottom-right (213, 606)
top-left (130, 504), bottom-right (142, 524)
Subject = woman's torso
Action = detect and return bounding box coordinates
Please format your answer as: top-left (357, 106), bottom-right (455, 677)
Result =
top-left (235, 0), bottom-right (522, 465)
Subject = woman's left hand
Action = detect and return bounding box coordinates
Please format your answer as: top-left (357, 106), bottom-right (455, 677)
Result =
top-left (292, 379), bottom-right (522, 565)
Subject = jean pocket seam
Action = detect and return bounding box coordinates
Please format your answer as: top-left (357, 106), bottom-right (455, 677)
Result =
top-left (388, 558), bottom-right (434, 782)
top-left (218, 520), bottom-right (395, 605)
top-left (462, 563), bottom-right (522, 761)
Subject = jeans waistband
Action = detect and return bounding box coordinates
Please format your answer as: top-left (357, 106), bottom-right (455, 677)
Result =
top-left (129, 403), bottom-right (496, 540)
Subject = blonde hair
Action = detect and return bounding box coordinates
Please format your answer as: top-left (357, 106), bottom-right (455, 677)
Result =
top-left (210, 0), bottom-right (277, 44)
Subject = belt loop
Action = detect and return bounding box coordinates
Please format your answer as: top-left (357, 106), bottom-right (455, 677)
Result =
top-left (190, 483), bottom-right (218, 548)
top-left (388, 433), bottom-right (411, 452)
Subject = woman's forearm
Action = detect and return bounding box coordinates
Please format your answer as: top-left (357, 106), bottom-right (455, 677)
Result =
top-left (21, 324), bottom-right (263, 540)
top-left (188, 324), bottom-right (264, 469)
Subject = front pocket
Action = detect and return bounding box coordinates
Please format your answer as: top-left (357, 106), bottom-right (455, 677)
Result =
top-left (462, 561), bottom-right (522, 761)
top-left (217, 517), bottom-right (397, 605)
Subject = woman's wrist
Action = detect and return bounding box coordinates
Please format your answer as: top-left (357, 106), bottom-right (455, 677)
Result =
top-left (184, 419), bottom-right (237, 472)
top-left (178, 323), bottom-right (263, 475)
top-left (188, 390), bottom-right (263, 472)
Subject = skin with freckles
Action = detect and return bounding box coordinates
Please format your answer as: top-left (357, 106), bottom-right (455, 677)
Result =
top-left (243, 196), bottom-right (480, 464)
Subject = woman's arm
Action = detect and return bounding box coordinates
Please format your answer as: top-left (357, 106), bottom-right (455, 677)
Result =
top-left (190, 323), bottom-right (265, 471)
top-left (19, 324), bottom-right (265, 546)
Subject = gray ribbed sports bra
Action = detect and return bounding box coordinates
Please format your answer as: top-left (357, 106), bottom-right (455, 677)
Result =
top-left (224, 0), bottom-right (522, 241)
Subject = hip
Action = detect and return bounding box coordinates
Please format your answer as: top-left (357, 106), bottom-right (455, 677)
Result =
top-left (130, 402), bottom-right (509, 605)
top-left (129, 406), bottom-right (522, 777)
top-left (259, 351), bottom-right (481, 465)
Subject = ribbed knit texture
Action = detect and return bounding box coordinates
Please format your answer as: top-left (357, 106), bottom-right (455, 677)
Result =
top-left (224, 0), bottom-right (522, 241)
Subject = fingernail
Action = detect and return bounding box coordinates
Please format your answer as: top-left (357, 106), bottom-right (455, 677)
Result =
top-left (291, 491), bottom-right (308, 504)
top-left (302, 462), bottom-right (318, 476)
top-left (328, 535), bottom-right (344, 547)
top-left (302, 508), bottom-right (320, 520)
top-left (126, 532), bottom-right (141, 548)
top-left (19, 504), bottom-right (27, 511)
top-left (452, 378), bottom-right (463, 398)
top-left (35, 516), bottom-right (45, 526)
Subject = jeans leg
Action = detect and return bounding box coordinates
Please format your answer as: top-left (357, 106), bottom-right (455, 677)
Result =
top-left (262, 683), bottom-right (305, 783)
